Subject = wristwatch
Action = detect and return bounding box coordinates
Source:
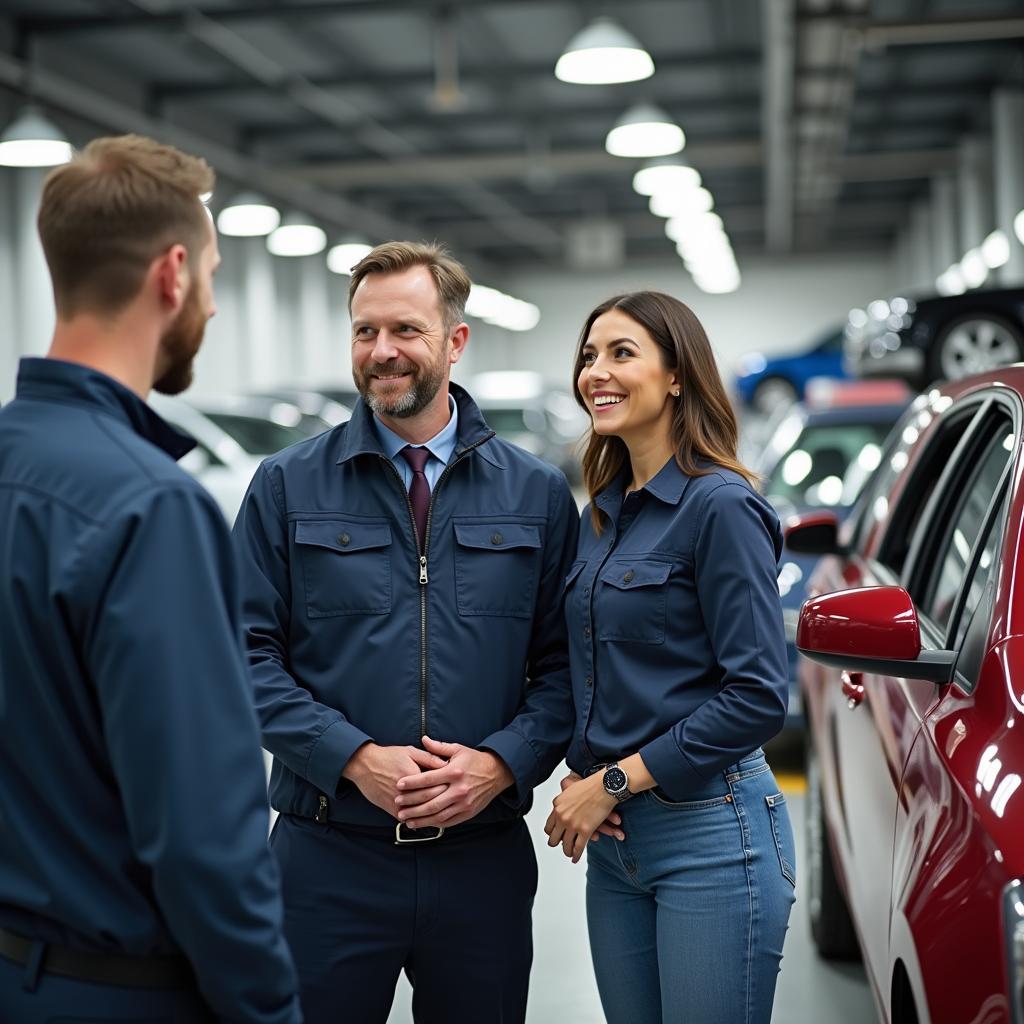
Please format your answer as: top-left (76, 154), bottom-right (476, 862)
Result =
top-left (602, 763), bottom-right (632, 803)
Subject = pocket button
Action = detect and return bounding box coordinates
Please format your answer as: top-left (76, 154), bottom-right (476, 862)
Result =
top-left (491, 532), bottom-right (503, 545)
top-left (623, 569), bottom-right (635, 583)
top-left (338, 533), bottom-right (351, 547)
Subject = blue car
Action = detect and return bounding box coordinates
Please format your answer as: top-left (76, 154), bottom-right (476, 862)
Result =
top-left (735, 324), bottom-right (848, 414)
top-left (756, 390), bottom-right (911, 734)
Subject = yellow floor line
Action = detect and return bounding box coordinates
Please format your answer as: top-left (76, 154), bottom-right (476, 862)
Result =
top-left (775, 772), bottom-right (807, 795)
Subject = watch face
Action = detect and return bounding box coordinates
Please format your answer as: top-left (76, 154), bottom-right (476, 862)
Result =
top-left (604, 766), bottom-right (627, 793)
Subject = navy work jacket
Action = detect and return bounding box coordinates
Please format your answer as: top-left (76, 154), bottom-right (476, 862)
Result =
top-left (232, 383), bottom-right (579, 827)
top-left (0, 359), bottom-right (300, 1024)
top-left (565, 457), bottom-right (788, 799)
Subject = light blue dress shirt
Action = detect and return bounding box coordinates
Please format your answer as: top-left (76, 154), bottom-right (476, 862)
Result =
top-left (373, 394), bottom-right (459, 491)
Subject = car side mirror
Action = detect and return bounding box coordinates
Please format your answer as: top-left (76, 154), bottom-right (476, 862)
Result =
top-left (797, 586), bottom-right (956, 684)
top-left (784, 510), bottom-right (842, 556)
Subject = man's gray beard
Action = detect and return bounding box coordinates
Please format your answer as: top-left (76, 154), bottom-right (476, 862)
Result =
top-left (357, 348), bottom-right (448, 419)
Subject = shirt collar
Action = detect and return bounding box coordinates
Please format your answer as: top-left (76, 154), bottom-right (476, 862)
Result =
top-left (372, 393), bottom-right (459, 466)
top-left (594, 455), bottom-right (690, 519)
top-left (15, 357), bottom-right (196, 460)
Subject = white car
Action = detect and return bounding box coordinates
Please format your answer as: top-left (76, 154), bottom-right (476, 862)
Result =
top-left (148, 393), bottom-right (322, 524)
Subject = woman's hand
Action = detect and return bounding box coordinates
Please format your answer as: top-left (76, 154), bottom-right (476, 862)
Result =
top-left (545, 772), bottom-right (621, 863)
top-left (559, 771), bottom-right (625, 842)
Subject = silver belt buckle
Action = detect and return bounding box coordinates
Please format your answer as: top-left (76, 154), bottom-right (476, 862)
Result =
top-left (394, 822), bottom-right (445, 844)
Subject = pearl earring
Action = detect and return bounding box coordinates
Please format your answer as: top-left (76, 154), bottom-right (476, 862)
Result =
top-left (672, 389), bottom-right (680, 397)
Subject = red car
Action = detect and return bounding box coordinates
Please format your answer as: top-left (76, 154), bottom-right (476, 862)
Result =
top-left (786, 368), bottom-right (1024, 1024)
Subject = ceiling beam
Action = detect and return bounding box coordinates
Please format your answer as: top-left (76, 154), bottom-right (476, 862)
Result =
top-left (15, 0), bottom-right (695, 36)
top-left (277, 140), bottom-right (765, 187)
top-left (148, 50), bottom-right (762, 104)
top-left (762, 0), bottom-right (795, 253)
top-left (238, 94), bottom-right (763, 146)
top-left (796, 12), bottom-right (1024, 47)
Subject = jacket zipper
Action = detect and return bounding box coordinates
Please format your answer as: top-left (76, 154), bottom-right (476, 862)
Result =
top-left (375, 431), bottom-right (494, 738)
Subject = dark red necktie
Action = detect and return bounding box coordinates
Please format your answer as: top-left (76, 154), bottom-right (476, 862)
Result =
top-left (400, 445), bottom-right (431, 550)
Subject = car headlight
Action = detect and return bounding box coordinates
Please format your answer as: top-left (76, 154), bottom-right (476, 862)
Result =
top-left (1004, 878), bottom-right (1024, 1024)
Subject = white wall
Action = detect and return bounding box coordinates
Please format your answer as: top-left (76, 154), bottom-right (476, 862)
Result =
top-left (498, 252), bottom-right (892, 387)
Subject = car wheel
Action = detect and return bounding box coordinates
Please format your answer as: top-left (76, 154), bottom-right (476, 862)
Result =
top-left (751, 376), bottom-right (798, 416)
top-left (806, 740), bottom-right (861, 960)
top-left (929, 313), bottom-right (1024, 382)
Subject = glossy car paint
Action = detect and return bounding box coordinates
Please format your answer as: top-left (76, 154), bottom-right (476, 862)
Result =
top-left (794, 371), bottom-right (1024, 1024)
top-left (734, 325), bottom-right (848, 407)
top-left (797, 587), bottom-right (922, 662)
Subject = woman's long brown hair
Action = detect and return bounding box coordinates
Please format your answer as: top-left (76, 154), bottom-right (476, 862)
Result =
top-left (572, 291), bottom-right (754, 533)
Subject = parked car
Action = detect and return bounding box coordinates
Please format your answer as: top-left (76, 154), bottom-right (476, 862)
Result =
top-left (785, 369), bottom-right (1024, 1023)
top-left (734, 323), bottom-right (848, 415)
top-left (470, 371), bottom-right (587, 485)
top-left (250, 389), bottom-right (353, 430)
top-left (845, 287), bottom-right (1024, 387)
top-left (754, 380), bottom-right (911, 732)
top-left (149, 394), bottom-right (318, 523)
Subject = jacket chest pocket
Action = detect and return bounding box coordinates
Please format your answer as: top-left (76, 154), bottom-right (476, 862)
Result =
top-left (295, 519), bottom-right (392, 618)
top-left (453, 521), bottom-right (542, 619)
top-left (597, 559), bottom-right (672, 644)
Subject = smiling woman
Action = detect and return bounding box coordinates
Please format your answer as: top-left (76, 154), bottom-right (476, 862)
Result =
top-left (546, 290), bottom-right (795, 1024)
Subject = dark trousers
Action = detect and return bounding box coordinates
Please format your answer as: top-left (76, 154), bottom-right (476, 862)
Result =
top-left (271, 813), bottom-right (538, 1024)
top-left (0, 947), bottom-right (212, 1023)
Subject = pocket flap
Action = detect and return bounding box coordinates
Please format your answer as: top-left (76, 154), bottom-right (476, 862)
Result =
top-left (599, 560), bottom-right (671, 590)
top-left (563, 560), bottom-right (586, 591)
top-left (295, 520), bottom-right (392, 554)
top-left (454, 523), bottom-right (542, 552)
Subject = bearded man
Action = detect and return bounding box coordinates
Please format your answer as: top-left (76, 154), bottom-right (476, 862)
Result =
top-left (0, 135), bottom-right (300, 1022)
top-left (232, 241), bottom-right (578, 1024)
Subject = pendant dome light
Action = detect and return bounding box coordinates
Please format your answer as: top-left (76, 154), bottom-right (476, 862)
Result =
top-left (0, 107), bottom-right (72, 167)
top-left (555, 18), bottom-right (654, 85)
top-left (605, 103), bottom-right (684, 159)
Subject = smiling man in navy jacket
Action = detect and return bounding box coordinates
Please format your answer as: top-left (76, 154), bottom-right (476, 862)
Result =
top-left (0, 136), bottom-right (300, 1022)
top-left (232, 241), bottom-right (578, 1023)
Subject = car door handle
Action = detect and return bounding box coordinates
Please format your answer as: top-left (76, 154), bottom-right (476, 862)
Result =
top-left (841, 670), bottom-right (865, 710)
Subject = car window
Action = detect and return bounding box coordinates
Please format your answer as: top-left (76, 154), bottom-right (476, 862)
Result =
top-left (876, 403), bottom-right (980, 576)
top-left (202, 413), bottom-right (312, 454)
top-left (763, 422), bottom-right (891, 508)
top-left (915, 419), bottom-right (1013, 637)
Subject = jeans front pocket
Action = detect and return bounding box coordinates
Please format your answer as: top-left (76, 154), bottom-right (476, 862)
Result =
top-left (766, 791), bottom-right (797, 887)
top-left (453, 520), bottom-right (542, 618)
top-left (295, 518), bottom-right (392, 617)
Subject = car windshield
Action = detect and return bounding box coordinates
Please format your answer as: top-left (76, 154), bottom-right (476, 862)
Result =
top-left (203, 413), bottom-right (313, 454)
top-left (765, 422), bottom-right (893, 508)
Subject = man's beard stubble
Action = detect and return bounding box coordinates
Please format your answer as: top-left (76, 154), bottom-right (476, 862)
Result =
top-left (355, 340), bottom-right (449, 419)
top-left (153, 280), bottom-right (208, 396)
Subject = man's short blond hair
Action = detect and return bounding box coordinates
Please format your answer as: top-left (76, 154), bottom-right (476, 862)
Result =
top-left (37, 134), bottom-right (214, 318)
top-left (348, 241), bottom-right (471, 334)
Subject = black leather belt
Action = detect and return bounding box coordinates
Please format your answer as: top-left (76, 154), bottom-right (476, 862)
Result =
top-left (0, 927), bottom-right (194, 989)
top-left (303, 814), bottom-right (519, 846)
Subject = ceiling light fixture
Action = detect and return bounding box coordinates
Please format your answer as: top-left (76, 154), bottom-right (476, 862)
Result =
top-left (0, 106), bottom-right (72, 167)
top-left (605, 103), bottom-right (684, 159)
top-left (981, 230), bottom-right (1010, 269)
top-left (632, 158), bottom-right (701, 197)
top-left (267, 213), bottom-right (327, 257)
top-left (554, 18), bottom-right (654, 85)
top-left (216, 192), bottom-right (281, 237)
top-left (327, 240), bottom-right (373, 275)
top-left (648, 186), bottom-right (713, 219)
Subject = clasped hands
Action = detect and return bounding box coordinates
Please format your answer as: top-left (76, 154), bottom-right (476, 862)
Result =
top-left (544, 772), bottom-right (625, 864)
top-left (343, 735), bottom-right (514, 830)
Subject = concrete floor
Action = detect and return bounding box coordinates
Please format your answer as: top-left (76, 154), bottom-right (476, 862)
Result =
top-left (385, 767), bottom-right (879, 1024)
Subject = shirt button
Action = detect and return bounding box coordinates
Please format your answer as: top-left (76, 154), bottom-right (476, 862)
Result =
top-left (337, 533), bottom-right (351, 547)
top-left (584, 626), bottom-right (591, 637)
top-left (491, 532), bottom-right (503, 545)
top-left (584, 675), bottom-right (593, 687)
top-left (583, 587), bottom-right (590, 596)
top-left (623, 569), bottom-right (635, 583)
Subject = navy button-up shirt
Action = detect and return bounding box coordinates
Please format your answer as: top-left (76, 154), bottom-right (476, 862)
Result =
top-left (565, 457), bottom-right (788, 800)
top-left (0, 359), bottom-right (299, 1023)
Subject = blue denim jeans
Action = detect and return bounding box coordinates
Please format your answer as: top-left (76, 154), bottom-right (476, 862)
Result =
top-left (586, 750), bottom-right (796, 1024)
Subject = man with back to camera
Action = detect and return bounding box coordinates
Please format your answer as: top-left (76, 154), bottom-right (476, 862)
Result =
top-left (0, 134), bottom-right (301, 1023)
top-left (232, 241), bottom-right (579, 1023)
